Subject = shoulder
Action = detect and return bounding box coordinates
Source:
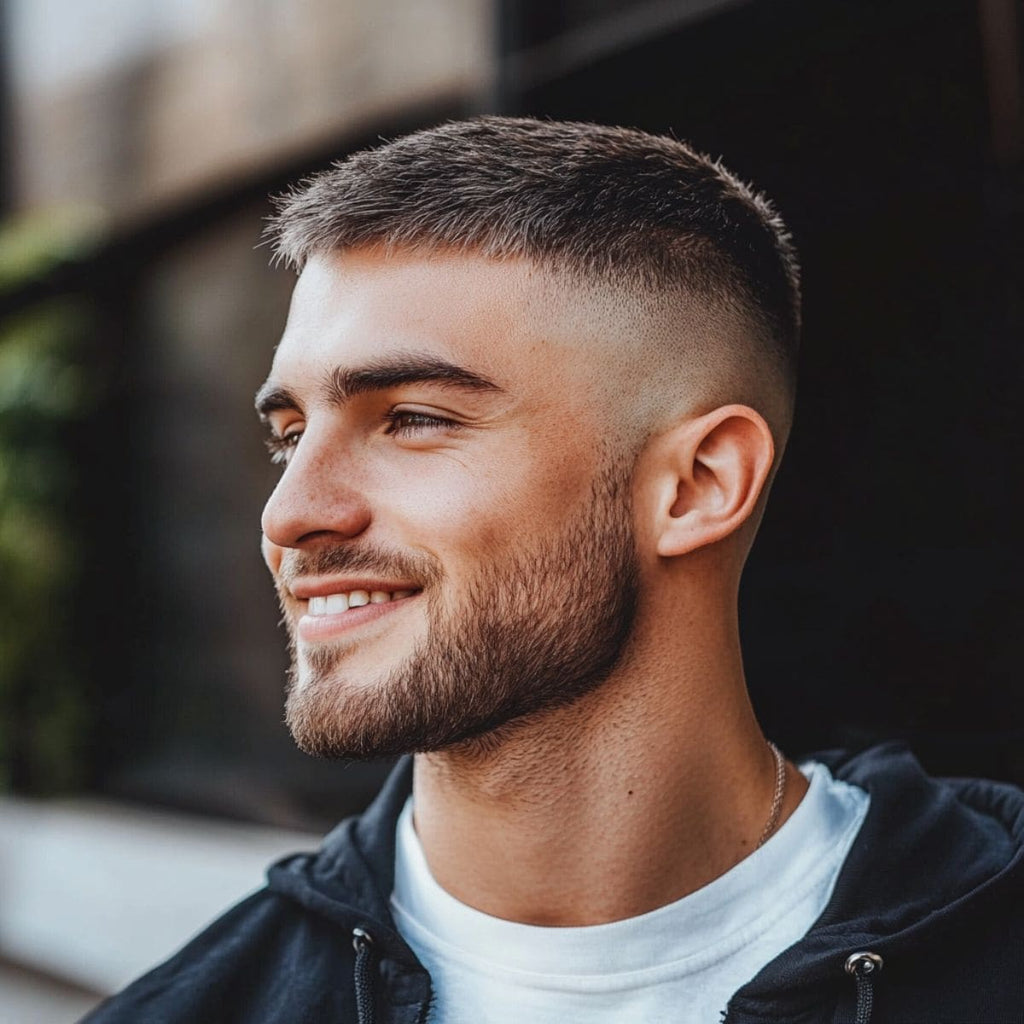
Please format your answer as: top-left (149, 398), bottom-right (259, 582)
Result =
top-left (823, 744), bottom-right (1024, 881)
top-left (80, 887), bottom-right (356, 1024)
top-left (821, 744), bottom-right (1024, 931)
top-left (733, 746), bottom-right (1024, 1021)
top-left (82, 760), bottom-right (418, 1024)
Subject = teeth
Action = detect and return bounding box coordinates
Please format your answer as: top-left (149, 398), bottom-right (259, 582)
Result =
top-left (305, 589), bottom-right (414, 615)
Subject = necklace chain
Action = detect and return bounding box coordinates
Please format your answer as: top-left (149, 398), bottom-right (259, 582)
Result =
top-left (755, 741), bottom-right (787, 849)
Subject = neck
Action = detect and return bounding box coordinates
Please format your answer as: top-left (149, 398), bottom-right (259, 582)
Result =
top-left (410, 597), bottom-right (807, 926)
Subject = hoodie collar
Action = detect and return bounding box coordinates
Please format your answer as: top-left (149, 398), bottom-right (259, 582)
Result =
top-left (267, 746), bottom-right (1024, 1015)
top-left (267, 757), bottom-right (413, 944)
top-left (725, 743), bottom-right (1024, 1017)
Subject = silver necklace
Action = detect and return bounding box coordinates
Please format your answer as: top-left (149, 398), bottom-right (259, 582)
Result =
top-left (755, 741), bottom-right (787, 849)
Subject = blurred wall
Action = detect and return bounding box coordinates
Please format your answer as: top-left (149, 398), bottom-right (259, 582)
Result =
top-left (6, 0), bottom-right (489, 216)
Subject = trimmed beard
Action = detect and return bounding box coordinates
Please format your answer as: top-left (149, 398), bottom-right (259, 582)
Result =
top-left (280, 462), bottom-right (640, 759)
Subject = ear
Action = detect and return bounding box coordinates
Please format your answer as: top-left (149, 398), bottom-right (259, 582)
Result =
top-left (653, 405), bottom-right (776, 558)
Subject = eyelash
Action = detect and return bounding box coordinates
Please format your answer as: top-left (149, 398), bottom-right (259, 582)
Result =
top-left (264, 433), bottom-right (300, 465)
top-left (264, 411), bottom-right (457, 464)
top-left (383, 410), bottom-right (457, 436)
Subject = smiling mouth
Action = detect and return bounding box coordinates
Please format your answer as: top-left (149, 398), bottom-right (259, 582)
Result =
top-left (306, 588), bottom-right (418, 615)
top-left (296, 588), bottom-right (422, 643)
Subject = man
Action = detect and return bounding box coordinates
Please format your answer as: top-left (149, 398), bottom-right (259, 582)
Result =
top-left (86, 118), bottom-right (1023, 1023)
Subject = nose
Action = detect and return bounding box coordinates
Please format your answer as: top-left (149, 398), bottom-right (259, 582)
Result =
top-left (260, 433), bottom-right (372, 553)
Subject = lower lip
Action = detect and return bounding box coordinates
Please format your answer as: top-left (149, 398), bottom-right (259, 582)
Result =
top-left (296, 594), bottom-right (419, 642)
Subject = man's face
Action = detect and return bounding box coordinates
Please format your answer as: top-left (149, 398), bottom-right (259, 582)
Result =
top-left (258, 249), bottom-right (640, 758)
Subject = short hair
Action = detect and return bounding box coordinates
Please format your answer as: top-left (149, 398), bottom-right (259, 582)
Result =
top-left (269, 116), bottom-right (801, 390)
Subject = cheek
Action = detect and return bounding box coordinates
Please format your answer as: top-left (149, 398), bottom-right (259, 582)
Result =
top-left (385, 473), bottom-right (511, 552)
top-left (385, 441), bottom-right (595, 557)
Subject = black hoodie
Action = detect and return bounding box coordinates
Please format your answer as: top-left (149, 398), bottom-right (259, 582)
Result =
top-left (82, 745), bottom-right (1024, 1023)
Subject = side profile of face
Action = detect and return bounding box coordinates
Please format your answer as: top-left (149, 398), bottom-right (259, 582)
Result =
top-left (258, 248), bottom-right (641, 759)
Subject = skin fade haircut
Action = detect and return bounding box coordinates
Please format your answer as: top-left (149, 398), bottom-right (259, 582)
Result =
top-left (269, 116), bottom-right (802, 401)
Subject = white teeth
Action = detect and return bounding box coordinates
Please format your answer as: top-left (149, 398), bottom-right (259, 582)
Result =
top-left (306, 589), bottom-right (415, 615)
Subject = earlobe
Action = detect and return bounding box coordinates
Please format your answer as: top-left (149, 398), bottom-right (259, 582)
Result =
top-left (655, 405), bottom-right (775, 558)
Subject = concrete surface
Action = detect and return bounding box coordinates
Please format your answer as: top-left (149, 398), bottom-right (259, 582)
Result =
top-left (0, 960), bottom-right (102, 1023)
top-left (0, 796), bottom-right (319, 1000)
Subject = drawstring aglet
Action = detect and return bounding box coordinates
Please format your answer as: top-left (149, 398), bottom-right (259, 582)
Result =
top-left (845, 951), bottom-right (884, 1024)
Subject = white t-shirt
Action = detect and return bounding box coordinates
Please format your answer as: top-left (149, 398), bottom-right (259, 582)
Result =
top-left (390, 761), bottom-right (868, 1024)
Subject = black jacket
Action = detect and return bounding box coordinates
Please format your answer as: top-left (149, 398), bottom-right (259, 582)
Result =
top-left (83, 745), bottom-right (1024, 1023)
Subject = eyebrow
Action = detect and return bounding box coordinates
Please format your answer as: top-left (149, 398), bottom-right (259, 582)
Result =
top-left (255, 353), bottom-right (503, 419)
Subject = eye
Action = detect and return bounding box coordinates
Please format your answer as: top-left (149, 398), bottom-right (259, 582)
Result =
top-left (383, 410), bottom-right (458, 436)
top-left (264, 430), bottom-right (302, 465)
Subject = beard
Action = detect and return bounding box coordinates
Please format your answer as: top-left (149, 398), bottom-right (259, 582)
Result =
top-left (278, 462), bottom-right (640, 760)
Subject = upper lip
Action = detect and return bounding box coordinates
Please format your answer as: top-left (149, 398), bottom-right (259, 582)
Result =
top-left (289, 577), bottom-right (421, 600)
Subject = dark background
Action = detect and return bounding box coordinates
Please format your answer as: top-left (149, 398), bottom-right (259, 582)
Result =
top-left (3, 0), bottom-right (1021, 827)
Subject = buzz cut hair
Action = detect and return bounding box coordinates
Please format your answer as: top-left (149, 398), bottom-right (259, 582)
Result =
top-left (269, 116), bottom-right (801, 391)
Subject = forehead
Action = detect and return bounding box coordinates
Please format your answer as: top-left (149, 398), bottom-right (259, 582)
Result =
top-left (271, 248), bottom-right (584, 391)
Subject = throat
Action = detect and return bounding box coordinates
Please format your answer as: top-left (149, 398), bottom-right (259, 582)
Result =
top-left (411, 711), bottom-right (800, 926)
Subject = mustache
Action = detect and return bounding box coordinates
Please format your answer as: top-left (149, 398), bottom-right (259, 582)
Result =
top-left (276, 543), bottom-right (443, 589)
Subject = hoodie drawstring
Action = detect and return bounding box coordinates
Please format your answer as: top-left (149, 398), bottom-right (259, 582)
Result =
top-left (352, 927), bottom-right (378, 1024)
top-left (845, 951), bottom-right (883, 1024)
top-left (350, 932), bottom-right (886, 1024)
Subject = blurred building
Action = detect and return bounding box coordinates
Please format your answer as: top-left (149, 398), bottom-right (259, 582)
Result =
top-left (0, 0), bottom-right (1021, 1015)
top-left (7, 0), bottom-right (488, 215)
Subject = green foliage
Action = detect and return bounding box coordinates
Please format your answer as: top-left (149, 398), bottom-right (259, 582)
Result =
top-left (0, 211), bottom-right (104, 793)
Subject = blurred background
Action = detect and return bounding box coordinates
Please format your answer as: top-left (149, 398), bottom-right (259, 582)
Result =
top-left (0, 0), bottom-right (1020, 1018)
